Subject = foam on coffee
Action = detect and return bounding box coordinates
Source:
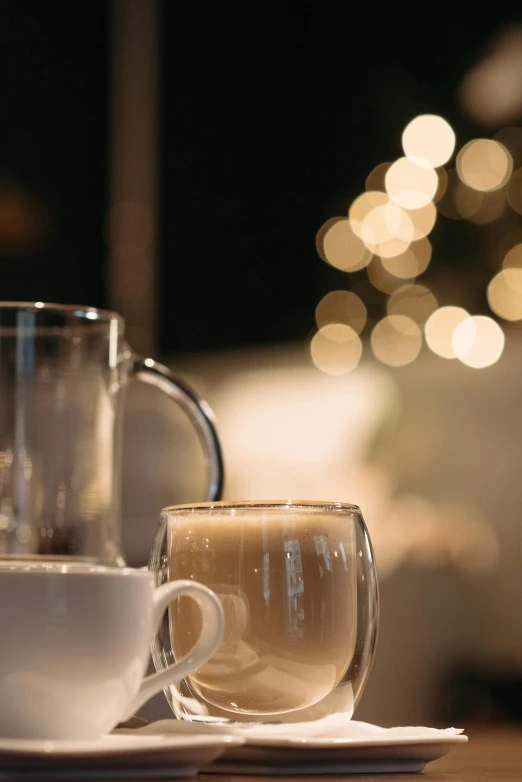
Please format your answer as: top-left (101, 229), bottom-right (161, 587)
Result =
top-left (168, 512), bottom-right (357, 716)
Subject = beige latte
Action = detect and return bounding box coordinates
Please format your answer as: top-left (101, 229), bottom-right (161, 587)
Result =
top-left (168, 512), bottom-right (357, 716)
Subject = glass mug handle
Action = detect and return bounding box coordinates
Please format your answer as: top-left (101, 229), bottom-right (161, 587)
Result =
top-left (130, 355), bottom-right (224, 501)
top-left (123, 579), bottom-right (225, 719)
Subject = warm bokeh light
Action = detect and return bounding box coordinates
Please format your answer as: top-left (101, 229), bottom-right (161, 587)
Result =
top-left (370, 315), bottom-right (422, 367)
top-left (452, 315), bottom-right (505, 369)
top-left (316, 217), bottom-right (343, 262)
top-left (459, 27), bottom-right (522, 126)
top-left (366, 162), bottom-right (391, 192)
top-left (454, 181), bottom-right (484, 219)
top-left (315, 290), bottom-right (367, 333)
top-left (424, 306), bottom-right (469, 359)
top-left (314, 123), bottom-right (514, 377)
top-left (373, 235), bottom-right (412, 259)
top-left (318, 218), bottom-right (372, 271)
top-left (0, 184), bottom-right (48, 253)
top-left (506, 167), bottom-right (522, 214)
top-left (437, 169), bottom-right (504, 221)
top-left (381, 249), bottom-right (419, 279)
top-left (360, 202), bottom-right (414, 246)
top-left (456, 139), bottom-right (513, 192)
top-left (436, 170), bottom-right (464, 220)
top-left (503, 243), bottom-right (522, 269)
top-left (350, 195), bottom-right (416, 258)
top-left (385, 157), bottom-right (439, 210)
top-left (433, 167), bottom-right (448, 203)
top-left (402, 115), bottom-right (456, 168)
top-left (407, 201), bottom-right (437, 240)
top-left (387, 283), bottom-right (438, 325)
top-left (310, 324), bottom-right (363, 375)
top-left (494, 127), bottom-right (522, 168)
top-left (367, 257), bottom-right (405, 293)
top-left (467, 189), bottom-right (506, 224)
top-left (349, 191), bottom-right (389, 238)
top-left (381, 238), bottom-right (432, 279)
top-left (487, 268), bottom-right (522, 320)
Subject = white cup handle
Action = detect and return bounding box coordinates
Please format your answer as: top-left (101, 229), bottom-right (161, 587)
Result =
top-left (123, 579), bottom-right (224, 720)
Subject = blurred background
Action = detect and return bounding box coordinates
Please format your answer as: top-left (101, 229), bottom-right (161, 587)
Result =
top-left (2, 0), bottom-right (522, 726)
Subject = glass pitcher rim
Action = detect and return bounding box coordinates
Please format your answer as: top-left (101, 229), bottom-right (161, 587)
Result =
top-left (162, 500), bottom-right (362, 514)
top-left (0, 301), bottom-right (124, 324)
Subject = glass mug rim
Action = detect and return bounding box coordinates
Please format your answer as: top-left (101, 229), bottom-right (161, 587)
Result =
top-left (0, 563), bottom-right (153, 577)
top-left (162, 499), bottom-right (362, 514)
top-left (0, 301), bottom-right (125, 329)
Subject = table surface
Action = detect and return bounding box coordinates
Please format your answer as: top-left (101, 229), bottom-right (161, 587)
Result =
top-left (200, 725), bottom-right (522, 781)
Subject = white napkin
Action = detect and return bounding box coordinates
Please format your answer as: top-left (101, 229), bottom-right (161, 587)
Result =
top-left (116, 713), bottom-right (466, 744)
top-left (235, 714), bottom-right (466, 741)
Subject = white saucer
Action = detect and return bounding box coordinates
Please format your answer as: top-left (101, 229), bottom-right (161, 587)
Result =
top-left (0, 732), bottom-right (244, 781)
top-left (206, 733), bottom-right (468, 775)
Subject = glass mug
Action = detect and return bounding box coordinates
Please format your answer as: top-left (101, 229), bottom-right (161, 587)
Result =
top-left (150, 501), bottom-right (378, 723)
top-left (0, 302), bottom-right (224, 565)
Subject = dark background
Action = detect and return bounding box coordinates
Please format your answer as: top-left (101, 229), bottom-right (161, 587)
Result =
top-left (0, 0), bottom-right (107, 306)
top-left (0, 0), bottom-right (518, 353)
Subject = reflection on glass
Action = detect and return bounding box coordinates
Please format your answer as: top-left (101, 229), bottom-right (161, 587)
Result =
top-left (284, 538), bottom-right (304, 640)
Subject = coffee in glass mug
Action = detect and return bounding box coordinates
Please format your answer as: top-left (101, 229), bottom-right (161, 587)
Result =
top-left (150, 501), bottom-right (378, 723)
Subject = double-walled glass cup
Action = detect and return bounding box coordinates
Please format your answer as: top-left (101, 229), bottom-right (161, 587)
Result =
top-left (150, 501), bottom-right (378, 723)
top-left (0, 302), bottom-right (223, 565)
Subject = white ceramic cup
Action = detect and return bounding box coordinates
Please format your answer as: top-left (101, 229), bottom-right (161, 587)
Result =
top-left (0, 565), bottom-right (224, 740)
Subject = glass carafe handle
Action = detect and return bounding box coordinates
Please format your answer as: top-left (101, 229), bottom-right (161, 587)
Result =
top-left (130, 355), bottom-right (224, 501)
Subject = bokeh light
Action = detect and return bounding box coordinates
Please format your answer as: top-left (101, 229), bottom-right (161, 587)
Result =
top-left (385, 157), bottom-right (439, 210)
top-left (436, 170), bottom-right (463, 219)
top-left (310, 324), bottom-right (363, 375)
top-left (402, 115), bottom-right (456, 168)
top-left (0, 183), bottom-right (49, 253)
top-left (506, 167), bottom-right (522, 214)
top-left (349, 191), bottom-right (389, 238)
top-left (381, 238), bottom-right (432, 279)
top-left (467, 188), bottom-right (506, 224)
top-left (456, 139), bottom-right (513, 192)
top-left (454, 181), bottom-right (484, 219)
top-left (370, 315), bottom-right (422, 367)
top-left (367, 257), bottom-right (405, 293)
top-left (437, 169), bottom-right (501, 220)
top-left (433, 167), bottom-right (448, 203)
top-left (351, 194), bottom-right (416, 258)
top-left (424, 306), bottom-right (469, 359)
top-left (360, 202), bottom-right (414, 246)
top-left (494, 127), bottom-right (522, 169)
top-left (318, 218), bottom-right (372, 271)
top-left (372, 235), bottom-right (412, 259)
top-left (366, 162), bottom-right (391, 192)
top-left (452, 180), bottom-right (506, 223)
top-left (503, 243), bottom-right (522, 268)
top-left (387, 283), bottom-right (438, 325)
top-left (459, 28), bottom-right (522, 126)
top-left (487, 268), bottom-right (522, 320)
top-left (315, 290), bottom-right (367, 333)
top-left (453, 315), bottom-right (505, 368)
top-left (316, 217), bottom-right (343, 262)
top-left (407, 201), bottom-right (437, 240)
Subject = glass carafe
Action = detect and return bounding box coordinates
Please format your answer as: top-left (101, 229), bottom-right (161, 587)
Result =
top-left (0, 302), bottom-right (223, 565)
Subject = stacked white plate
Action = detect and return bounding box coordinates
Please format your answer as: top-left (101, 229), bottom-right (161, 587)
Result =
top-left (0, 718), bottom-right (467, 778)
top-left (0, 733), bottom-right (243, 781)
top-left (118, 717), bottom-right (469, 776)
